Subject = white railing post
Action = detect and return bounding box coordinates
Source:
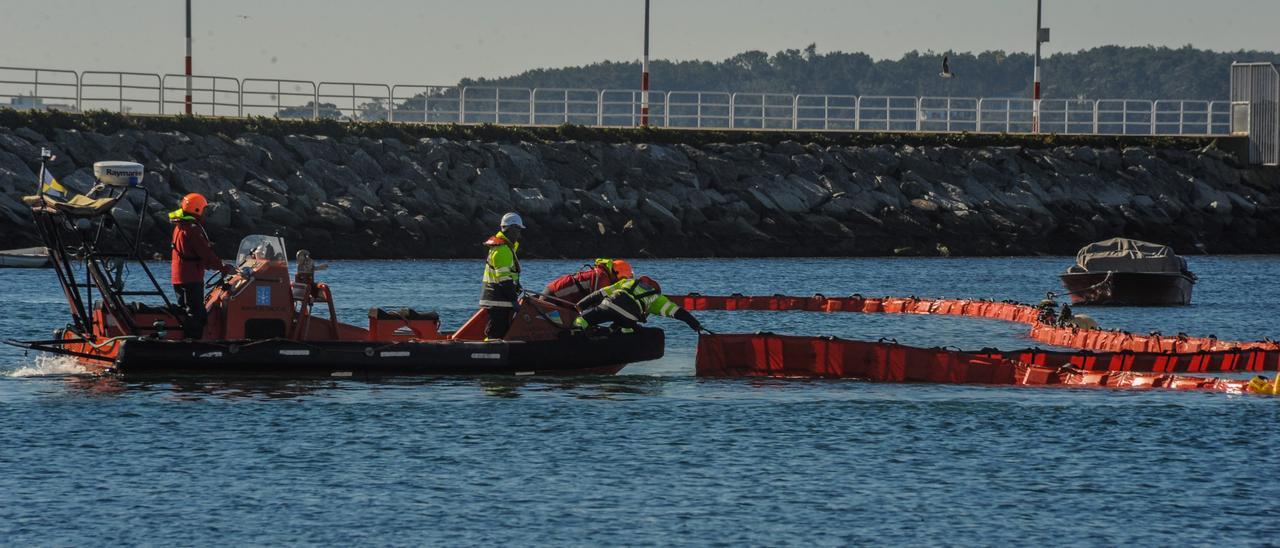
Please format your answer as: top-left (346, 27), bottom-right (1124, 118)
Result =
top-left (695, 92), bottom-right (702, 129)
top-left (1180, 101), bottom-right (1187, 135)
top-left (1152, 102), bottom-right (1162, 137)
top-left (855, 96), bottom-right (863, 131)
top-left (729, 92), bottom-right (736, 129)
top-left (662, 91), bottom-right (670, 127)
top-left (945, 98), bottom-right (952, 132)
top-left (914, 97), bottom-right (921, 132)
top-left (823, 96), bottom-right (831, 131)
top-left (455, 87), bottom-right (462, 124)
top-left (978, 98), bottom-right (987, 133)
top-left (532, 88), bottom-right (540, 125)
top-left (791, 95), bottom-right (798, 130)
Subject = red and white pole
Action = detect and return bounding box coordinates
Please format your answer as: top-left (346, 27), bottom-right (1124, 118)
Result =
top-left (185, 0), bottom-right (193, 115)
top-left (1032, 0), bottom-right (1042, 132)
top-left (640, 0), bottom-right (650, 127)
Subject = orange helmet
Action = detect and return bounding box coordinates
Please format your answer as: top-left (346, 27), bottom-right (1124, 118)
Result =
top-left (612, 259), bottom-right (633, 279)
top-left (180, 193), bottom-right (208, 217)
top-left (637, 275), bottom-right (661, 293)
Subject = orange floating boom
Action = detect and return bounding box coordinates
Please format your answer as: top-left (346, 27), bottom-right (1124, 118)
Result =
top-left (673, 294), bottom-right (1280, 369)
top-left (695, 333), bottom-right (1261, 394)
top-left (676, 294), bottom-right (1279, 393)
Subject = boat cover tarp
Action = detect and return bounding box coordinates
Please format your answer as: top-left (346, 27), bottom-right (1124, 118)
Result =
top-left (1068, 238), bottom-right (1186, 273)
top-left (22, 194), bottom-right (121, 217)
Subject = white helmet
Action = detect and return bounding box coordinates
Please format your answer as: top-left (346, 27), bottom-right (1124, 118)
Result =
top-left (500, 212), bottom-right (525, 229)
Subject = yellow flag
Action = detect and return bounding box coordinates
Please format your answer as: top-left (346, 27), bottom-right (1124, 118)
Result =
top-left (41, 167), bottom-right (69, 199)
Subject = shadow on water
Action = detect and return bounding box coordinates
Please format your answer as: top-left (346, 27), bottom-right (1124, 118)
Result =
top-left (40, 371), bottom-right (673, 402)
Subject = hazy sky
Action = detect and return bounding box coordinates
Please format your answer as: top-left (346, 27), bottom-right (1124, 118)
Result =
top-left (3, 0), bottom-right (1277, 85)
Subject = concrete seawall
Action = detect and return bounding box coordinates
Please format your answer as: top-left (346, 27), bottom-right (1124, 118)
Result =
top-left (1, 119), bottom-right (1276, 258)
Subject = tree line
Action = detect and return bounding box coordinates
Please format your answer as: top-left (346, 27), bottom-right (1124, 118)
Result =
top-left (277, 45), bottom-right (1278, 120)
top-left (459, 45), bottom-right (1280, 100)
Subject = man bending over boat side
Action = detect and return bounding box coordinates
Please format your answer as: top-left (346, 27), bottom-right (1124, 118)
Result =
top-left (574, 276), bottom-right (703, 333)
top-left (169, 193), bottom-right (234, 339)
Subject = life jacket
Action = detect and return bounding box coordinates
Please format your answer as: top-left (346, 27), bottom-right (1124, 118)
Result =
top-left (479, 232), bottom-right (521, 307)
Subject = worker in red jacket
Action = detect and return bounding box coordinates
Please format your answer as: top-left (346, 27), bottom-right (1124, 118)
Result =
top-left (169, 193), bottom-right (233, 339)
top-left (544, 258), bottom-right (633, 304)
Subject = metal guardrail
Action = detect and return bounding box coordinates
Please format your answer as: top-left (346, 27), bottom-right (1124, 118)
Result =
top-left (0, 67), bottom-right (78, 112)
top-left (318, 82), bottom-right (391, 121)
top-left (162, 74), bottom-right (240, 117)
top-left (79, 71), bottom-right (162, 115)
top-left (0, 65), bottom-right (1236, 137)
top-left (242, 78), bottom-right (317, 119)
top-left (601, 89), bottom-right (666, 127)
top-left (390, 85), bottom-right (461, 123)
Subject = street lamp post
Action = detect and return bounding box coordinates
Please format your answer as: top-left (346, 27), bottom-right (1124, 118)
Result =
top-left (185, 0), bottom-right (192, 115)
top-left (641, 0), bottom-right (650, 127)
top-left (1033, 0), bottom-right (1050, 132)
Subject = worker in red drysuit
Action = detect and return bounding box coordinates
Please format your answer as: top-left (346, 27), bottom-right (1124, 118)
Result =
top-left (544, 258), bottom-right (633, 304)
top-left (169, 193), bottom-right (233, 339)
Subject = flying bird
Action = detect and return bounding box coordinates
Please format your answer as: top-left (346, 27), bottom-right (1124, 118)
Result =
top-left (939, 55), bottom-right (955, 79)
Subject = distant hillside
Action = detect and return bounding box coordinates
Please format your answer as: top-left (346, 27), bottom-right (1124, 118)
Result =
top-left (460, 45), bottom-right (1280, 100)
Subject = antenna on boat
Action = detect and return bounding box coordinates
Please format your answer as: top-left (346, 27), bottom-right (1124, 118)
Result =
top-left (36, 147), bottom-right (54, 194)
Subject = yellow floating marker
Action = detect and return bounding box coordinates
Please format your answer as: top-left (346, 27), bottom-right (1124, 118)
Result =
top-left (1248, 374), bottom-right (1280, 396)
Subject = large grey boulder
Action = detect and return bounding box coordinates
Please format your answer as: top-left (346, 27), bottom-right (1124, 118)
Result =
top-left (512, 187), bottom-right (554, 215)
top-left (314, 202), bottom-right (355, 230)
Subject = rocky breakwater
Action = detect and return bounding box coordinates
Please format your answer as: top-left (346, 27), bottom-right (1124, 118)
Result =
top-left (0, 124), bottom-right (1277, 258)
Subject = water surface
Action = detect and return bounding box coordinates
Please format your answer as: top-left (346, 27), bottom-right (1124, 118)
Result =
top-left (2, 256), bottom-right (1278, 545)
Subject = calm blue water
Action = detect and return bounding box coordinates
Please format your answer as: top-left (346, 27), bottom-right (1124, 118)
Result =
top-left (2, 256), bottom-right (1279, 545)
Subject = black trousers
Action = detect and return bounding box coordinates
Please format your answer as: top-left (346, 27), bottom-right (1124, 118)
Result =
top-left (174, 282), bottom-right (207, 339)
top-left (483, 307), bottom-right (515, 339)
top-left (579, 306), bottom-right (640, 329)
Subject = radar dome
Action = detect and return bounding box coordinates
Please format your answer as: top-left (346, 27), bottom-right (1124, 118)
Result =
top-left (93, 161), bottom-right (144, 187)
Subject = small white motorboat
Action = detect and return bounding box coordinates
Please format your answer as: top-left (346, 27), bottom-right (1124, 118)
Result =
top-left (0, 247), bottom-right (51, 268)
